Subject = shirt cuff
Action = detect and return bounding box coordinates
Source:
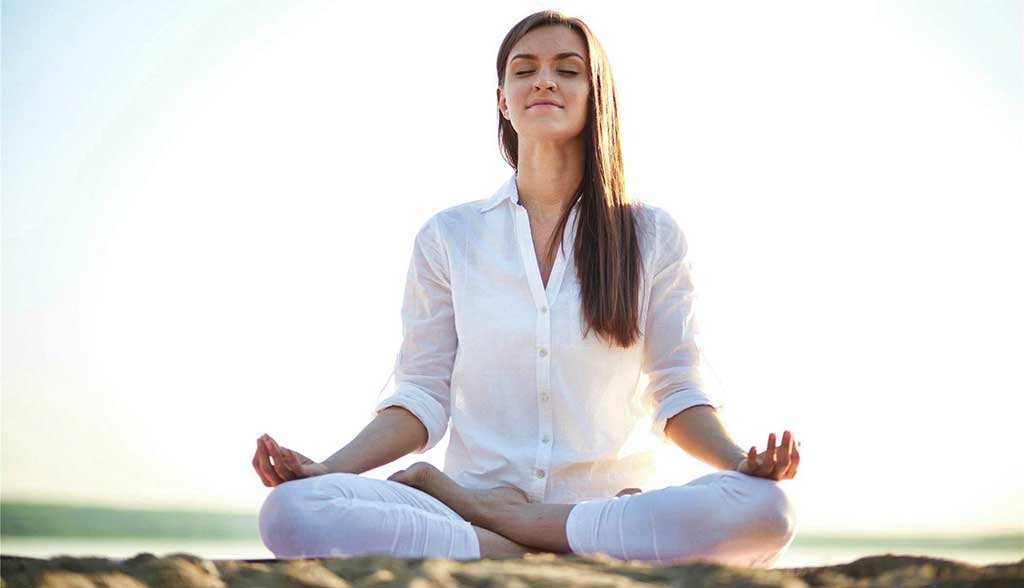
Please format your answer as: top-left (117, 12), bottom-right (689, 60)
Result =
top-left (650, 389), bottom-right (724, 445)
top-left (371, 386), bottom-right (449, 454)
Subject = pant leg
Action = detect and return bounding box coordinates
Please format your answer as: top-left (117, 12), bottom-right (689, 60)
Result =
top-left (565, 470), bottom-right (797, 567)
top-left (258, 472), bottom-right (481, 560)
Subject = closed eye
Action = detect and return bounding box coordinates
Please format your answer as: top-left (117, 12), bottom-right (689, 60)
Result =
top-left (516, 70), bottom-right (579, 76)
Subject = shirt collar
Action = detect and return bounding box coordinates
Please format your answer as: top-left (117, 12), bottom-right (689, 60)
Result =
top-left (478, 171), bottom-right (520, 213)
top-left (478, 171), bottom-right (583, 216)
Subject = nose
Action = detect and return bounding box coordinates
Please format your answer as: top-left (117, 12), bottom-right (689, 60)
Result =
top-left (534, 77), bottom-right (556, 91)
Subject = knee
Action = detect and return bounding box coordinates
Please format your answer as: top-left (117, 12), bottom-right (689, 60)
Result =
top-left (639, 474), bottom-right (797, 565)
top-left (258, 478), bottom-right (324, 558)
top-left (743, 479), bottom-right (797, 547)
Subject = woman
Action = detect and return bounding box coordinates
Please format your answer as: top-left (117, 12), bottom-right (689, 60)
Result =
top-left (254, 10), bottom-right (801, 567)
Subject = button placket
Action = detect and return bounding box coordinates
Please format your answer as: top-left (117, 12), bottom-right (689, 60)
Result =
top-left (520, 203), bottom-right (578, 504)
top-left (536, 383), bottom-right (553, 492)
top-left (533, 291), bottom-right (554, 500)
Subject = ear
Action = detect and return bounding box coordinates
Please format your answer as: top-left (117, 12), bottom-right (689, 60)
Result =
top-left (496, 86), bottom-right (509, 120)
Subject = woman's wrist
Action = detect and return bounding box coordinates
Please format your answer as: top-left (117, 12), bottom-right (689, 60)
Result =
top-left (311, 462), bottom-right (336, 476)
top-left (733, 451), bottom-right (747, 470)
top-left (319, 454), bottom-right (364, 475)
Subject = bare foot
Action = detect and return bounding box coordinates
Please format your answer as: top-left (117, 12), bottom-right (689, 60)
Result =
top-left (387, 462), bottom-right (529, 526)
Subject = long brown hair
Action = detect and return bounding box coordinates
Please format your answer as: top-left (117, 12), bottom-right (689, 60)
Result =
top-left (496, 10), bottom-right (643, 348)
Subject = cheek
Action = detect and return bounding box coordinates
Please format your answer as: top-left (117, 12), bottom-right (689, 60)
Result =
top-left (570, 85), bottom-right (590, 109)
top-left (506, 80), bottom-right (531, 100)
top-left (506, 94), bottom-right (529, 114)
top-left (572, 93), bottom-right (590, 120)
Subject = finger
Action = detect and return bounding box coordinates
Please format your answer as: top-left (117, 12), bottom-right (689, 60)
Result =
top-left (747, 446), bottom-right (758, 470)
top-left (261, 437), bottom-right (287, 484)
top-left (774, 431), bottom-right (793, 478)
top-left (252, 442), bottom-right (273, 487)
top-left (784, 445), bottom-right (800, 479)
top-left (276, 445), bottom-right (298, 473)
top-left (774, 451), bottom-right (790, 480)
top-left (282, 448), bottom-right (296, 467)
top-left (273, 442), bottom-right (298, 478)
top-left (257, 437), bottom-right (284, 486)
top-left (282, 448), bottom-right (304, 473)
top-left (266, 437), bottom-right (294, 480)
top-left (764, 433), bottom-right (777, 472)
top-left (787, 432), bottom-right (799, 474)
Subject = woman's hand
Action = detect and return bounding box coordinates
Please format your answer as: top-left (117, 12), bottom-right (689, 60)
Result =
top-left (253, 433), bottom-right (329, 487)
top-left (734, 430), bottom-right (800, 481)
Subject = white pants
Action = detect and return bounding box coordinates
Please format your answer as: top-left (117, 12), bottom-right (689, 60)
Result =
top-left (258, 470), bottom-right (797, 567)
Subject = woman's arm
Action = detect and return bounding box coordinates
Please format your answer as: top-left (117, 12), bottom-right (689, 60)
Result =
top-left (664, 405), bottom-right (748, 471)
top-left (319, 406), bottom-right (429, 475)
top-left (369, 215), bottom-right (457, 455)
top-left (640, 208), bottom-right (725, 444)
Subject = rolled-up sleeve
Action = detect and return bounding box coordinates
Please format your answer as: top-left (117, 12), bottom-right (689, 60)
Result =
top-left (642, 209), bottom-right (723, 444)
top-left (371, 215), bottom-right (455, 454)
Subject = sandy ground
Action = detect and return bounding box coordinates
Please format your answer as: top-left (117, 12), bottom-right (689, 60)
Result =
top-left (1, 552), bottom-right (1022, 587)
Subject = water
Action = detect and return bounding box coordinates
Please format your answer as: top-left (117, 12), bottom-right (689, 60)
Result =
top-left (1, 537), bottom-right (273, 561)
top-left (2, 537), bottom-right (1021, 568)
top-left (772, 544), bottom-right (1021, 568)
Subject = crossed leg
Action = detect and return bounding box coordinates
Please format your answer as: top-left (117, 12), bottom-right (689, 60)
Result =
top-left (388, 463), bottom-right (575, 553)
top-left (259, 463), bottom-right (795, 564)
top-left (389, 462), bottom-right (798, 566)
top-left (258, 470), bottom-right (556, 559)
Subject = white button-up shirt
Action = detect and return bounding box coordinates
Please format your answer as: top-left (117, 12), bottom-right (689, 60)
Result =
top-left (372, 172), bottom-right (723, 504)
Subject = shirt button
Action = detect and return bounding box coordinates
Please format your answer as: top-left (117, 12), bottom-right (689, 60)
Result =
top-left (535, 469), bottom-right (546, 479)
top-left (542, 435), bottom-right (551, 443)
top-left (538, 348), bottom-right (548, 357)
top-left (540, 306), bottom-right (549, 314)
top-left (539, 393), bottom-right (550, 401)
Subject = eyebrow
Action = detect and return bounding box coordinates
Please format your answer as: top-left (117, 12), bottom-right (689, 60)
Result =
top-left (510, 52), bottom-right (586, 64)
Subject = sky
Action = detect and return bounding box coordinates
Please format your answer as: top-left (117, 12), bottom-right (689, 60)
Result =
top-left (2, 0), bottom-right (1022, 538)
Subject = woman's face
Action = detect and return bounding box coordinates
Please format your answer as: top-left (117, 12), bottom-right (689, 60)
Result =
top-left (498, 25), bottom-right (591, 143)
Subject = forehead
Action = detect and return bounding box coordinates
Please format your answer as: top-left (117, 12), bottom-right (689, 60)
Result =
top-left (508, 25), bottom-right (588, 64)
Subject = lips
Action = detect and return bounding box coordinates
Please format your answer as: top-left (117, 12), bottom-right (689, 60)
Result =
top-left (528, 100), bottom-right (562, 108)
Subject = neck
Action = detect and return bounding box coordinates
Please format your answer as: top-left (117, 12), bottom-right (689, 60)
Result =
top-left (515, 135), bottom-right (585, 224)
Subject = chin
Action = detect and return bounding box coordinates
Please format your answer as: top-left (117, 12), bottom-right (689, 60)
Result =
top-left (522, 127), bottom-right (586, 142)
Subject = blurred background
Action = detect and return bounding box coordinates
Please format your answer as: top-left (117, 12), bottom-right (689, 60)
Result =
top-left (3, 0), bottom-right (1021, 567)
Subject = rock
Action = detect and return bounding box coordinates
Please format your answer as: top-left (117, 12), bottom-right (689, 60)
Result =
top-left (0, 553), bottom-right (1020, 588)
